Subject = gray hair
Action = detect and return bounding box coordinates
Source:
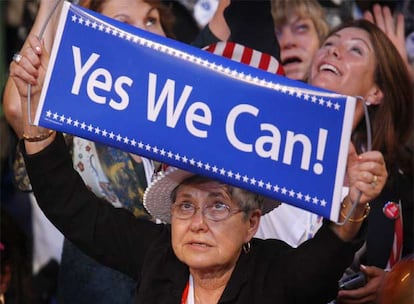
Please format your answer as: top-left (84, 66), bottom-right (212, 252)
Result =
top-left (170, 175), bottom-right (264, 216)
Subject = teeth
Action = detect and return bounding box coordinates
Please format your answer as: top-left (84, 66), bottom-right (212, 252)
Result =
top-left (320, 63), bottom-right (339, 75)
top-left (192, 242), bottom-right (207, 247)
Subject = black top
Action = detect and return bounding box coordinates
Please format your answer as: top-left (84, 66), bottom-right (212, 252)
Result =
top-left (23, 133), bottom-right (364, 303)
top-left (365, 163), bottom-right (414, 267)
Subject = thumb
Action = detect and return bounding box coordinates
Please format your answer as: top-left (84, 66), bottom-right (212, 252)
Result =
top-left (360, 264), bottom-right (385, 278)
top-left (348, 142), bottom-right (357, 157)
top-left (40, 39), bottom-right (51, 68)
top-left (347, 142), bottom-right (360, 167)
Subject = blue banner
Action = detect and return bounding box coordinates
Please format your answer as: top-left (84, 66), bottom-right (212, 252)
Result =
top-left (36, 2), bottom-right (355, 221)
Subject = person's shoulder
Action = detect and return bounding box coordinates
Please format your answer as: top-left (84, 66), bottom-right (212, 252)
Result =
top-left (251, 237), bottom-right (293, 257)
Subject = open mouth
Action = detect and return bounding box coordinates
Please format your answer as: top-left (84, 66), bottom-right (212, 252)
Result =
top-left (282, 56), bottom-right (302, 66)
top-left (319, 63), bottom-right (340, 75)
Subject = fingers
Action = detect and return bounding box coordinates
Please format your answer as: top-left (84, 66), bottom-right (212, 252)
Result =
top-left (382, 6), bottom-right (394, 35)
top-left (363, 10), bottom-right (374, 23)
top-left (11, 50), bottom-right (40, 85)
top-left (337, 283), bottom-right (377, 304)
top-left (395, 13), bottom-right (405, 41)
top-left (9, 35), bottom-right (43, 92)
top-left (360, 265), bottom-right (386, 278)
top-left (365, 4), bottom-right (394, 35)
top-left (337, 266), bottom-right (385, 304)
top-left (347, 150), bottom-right (388, 204)
top-left (365, 4), bottom-right (406, 47)
top-left (364, 4), bottom-right (403, 37)
top-left (373, 4), bottom-right (389, 33)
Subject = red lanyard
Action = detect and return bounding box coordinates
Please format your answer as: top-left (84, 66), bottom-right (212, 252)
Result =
top-left (181, 281), bottom-right (190, 304)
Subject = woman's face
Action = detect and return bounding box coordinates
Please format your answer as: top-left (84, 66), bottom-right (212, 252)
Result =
top-left (100, 0), bottom-right (165, 36)
top-left (171, 181), bottom-right (259, 273)
top-left (309, 27), bottom-right (377, 98)
top-left (276, 14), bottom-right (320, 81)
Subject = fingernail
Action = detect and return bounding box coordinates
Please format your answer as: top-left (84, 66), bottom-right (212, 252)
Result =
top-left (35, 46), bottom-right (41, 53)
top-left (360, 264), bottom-right (367, 270)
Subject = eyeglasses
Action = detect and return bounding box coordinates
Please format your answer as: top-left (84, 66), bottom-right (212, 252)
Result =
top-left (171, 202), bottom-right (246, 222)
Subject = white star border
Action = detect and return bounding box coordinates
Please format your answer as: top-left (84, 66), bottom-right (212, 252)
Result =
top-left (70, 12), bottom-right (343, 112)
top-left (44, 109), bottom-right (329, 209)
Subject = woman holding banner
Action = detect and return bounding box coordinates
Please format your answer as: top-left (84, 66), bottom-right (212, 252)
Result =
top-left (8, 16), bottom-right (391, 304)
top-left (309, 19), bottom-right (413, 304)
top-left (256, 5), bottom-right (414, 303)
top-left (304, 17), bottom-right (413, 304)
top-left (259, 15), bottom-right (413, 303)
top-left (3, 0), bottom-right (181, 303)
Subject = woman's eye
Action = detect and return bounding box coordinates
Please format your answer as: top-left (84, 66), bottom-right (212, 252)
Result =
top-left (322, 40), bottom-right (333, 47)
top-left (295, 24), bottom-right (309, 33)
top-left (212, 202), bottom-right (227, 211)
top-left (179, 202), bottom-right (194, 210)
top-left (350, 46), bottom-right (363, 55)
top-left (145, 17), bottom-right (157, 27)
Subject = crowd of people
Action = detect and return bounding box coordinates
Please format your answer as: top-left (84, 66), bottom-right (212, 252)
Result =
top-left (1, 0), bottom-right (413, 303)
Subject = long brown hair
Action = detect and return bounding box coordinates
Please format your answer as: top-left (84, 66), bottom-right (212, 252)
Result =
top-left (327, 20), bottom-right (413, 176)
top-left (78, 0), bottom-right (175, 38)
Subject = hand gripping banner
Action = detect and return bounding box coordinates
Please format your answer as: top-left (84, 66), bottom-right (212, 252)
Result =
top-left (36, 2), bottom-right (356, 221)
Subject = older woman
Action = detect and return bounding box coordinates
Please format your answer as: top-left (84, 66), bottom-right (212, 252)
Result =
top-left (10, 25), bottom-right (389, 304)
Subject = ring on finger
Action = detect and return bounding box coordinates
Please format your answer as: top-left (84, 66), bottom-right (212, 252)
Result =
top-left (12, 53), bottom-right (22, 64)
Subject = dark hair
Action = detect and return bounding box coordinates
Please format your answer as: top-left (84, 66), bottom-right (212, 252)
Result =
top-left (326, 19), bottom-right (413, 176)
top-left (79, 0), bottom-right (176, 38)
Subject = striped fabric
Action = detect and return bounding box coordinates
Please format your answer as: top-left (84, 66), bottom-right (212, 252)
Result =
top-left (203, 41), bottom-right (284, 75)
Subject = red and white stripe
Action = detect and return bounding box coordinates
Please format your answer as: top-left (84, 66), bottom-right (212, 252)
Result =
top-left (387, 211), bottom-right (403, 269)
top-left (203, 41), bottom-right (284, 76)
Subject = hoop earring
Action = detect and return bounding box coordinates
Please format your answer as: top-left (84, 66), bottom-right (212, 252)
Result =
top-left (243, 242), bottom-right (251, 254)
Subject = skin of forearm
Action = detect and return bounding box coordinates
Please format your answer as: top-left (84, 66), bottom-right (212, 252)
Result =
top-left (3, 0), bottom-right (63, 138)
top-left (331, 196), bottom-right (367, 242)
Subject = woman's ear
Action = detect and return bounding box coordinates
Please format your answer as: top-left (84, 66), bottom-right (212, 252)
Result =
top-left (365, 85), bottom-right (384, 106)
top-left (246, 209), bottom-right (261, 241)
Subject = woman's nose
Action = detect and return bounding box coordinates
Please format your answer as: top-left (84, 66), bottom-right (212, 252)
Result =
top-left (278, 28), bottom-right (296, 49)
top-left (328, 45), bottom-right (341, 58)
top-left (189, 208), bottom-right (208, 231)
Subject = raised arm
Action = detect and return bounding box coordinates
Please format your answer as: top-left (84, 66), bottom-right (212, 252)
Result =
top-left (9, 34), bottom-right (166, 279)
top-left (9, 34), bottom-right (55, 154)
top-left (331, 143), bottom-right (387, 241)
top-left (364, 4), bottom-right (414, 83)
top-left (4, 0), bottom-right (63, 138)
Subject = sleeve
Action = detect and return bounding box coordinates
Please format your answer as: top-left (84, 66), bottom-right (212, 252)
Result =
top-left (21, 133), bottom-right (167, 280)
top-left (277, 221), bottom-right (366, 303)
